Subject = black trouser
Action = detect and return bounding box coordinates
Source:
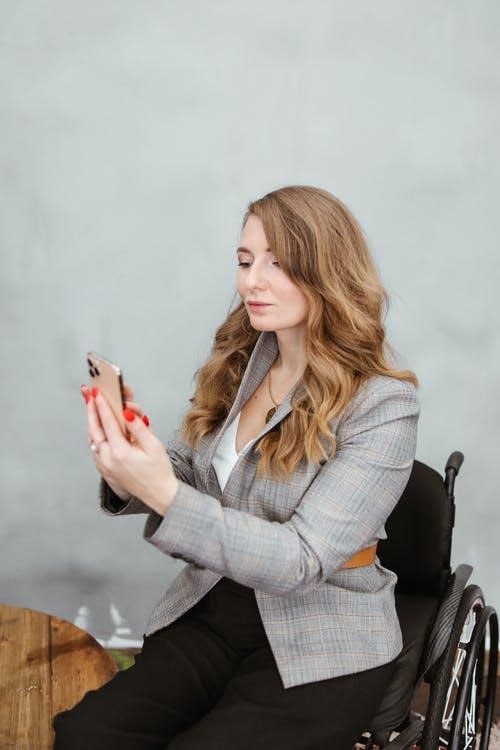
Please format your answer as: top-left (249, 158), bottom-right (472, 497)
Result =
top-left (53, 577), bottom-right (397, 750)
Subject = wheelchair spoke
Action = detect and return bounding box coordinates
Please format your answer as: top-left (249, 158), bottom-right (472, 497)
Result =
top-left (462, 661), bottom-right (477, 749)
top-left (441, 647), bottom-right (466, 732)
top-left (438, 603), bottom-right (481, 748)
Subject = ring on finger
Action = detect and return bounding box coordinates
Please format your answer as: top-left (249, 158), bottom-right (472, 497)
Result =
top-left (89, 439), bottom-right (107, 454)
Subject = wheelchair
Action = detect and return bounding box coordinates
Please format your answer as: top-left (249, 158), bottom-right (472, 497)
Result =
top-left (357, 451), bottom-right (498, 750)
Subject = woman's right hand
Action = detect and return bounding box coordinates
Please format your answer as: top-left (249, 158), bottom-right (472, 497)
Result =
top-left (80, 381), bottom-right (150, 500)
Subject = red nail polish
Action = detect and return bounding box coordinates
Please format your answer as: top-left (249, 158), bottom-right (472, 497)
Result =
top-left (80, 386), bottom-right (90, 403)
top-left (123, 408), bottom-right (136, 422)
top-left (92, 387), bottom-right (99, 397)
top-left (142, 414), bottom-right (150, 427)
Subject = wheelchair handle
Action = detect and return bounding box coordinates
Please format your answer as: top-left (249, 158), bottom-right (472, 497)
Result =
top-left (444, 451), bottom-right (464, 498)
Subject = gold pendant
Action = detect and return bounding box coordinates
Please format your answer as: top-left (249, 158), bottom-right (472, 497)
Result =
top-left (265, 406), bottom-right (277, 424)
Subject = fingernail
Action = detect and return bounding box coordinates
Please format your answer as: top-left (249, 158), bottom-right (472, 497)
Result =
top-left (142, 414), bottom-right (150, 427)
top-left (123, 408), bottom-right (136, 422)
top-left (80, 385), bottom-right (91, 403)
top-left (92, 387), bottom-right (99, 398)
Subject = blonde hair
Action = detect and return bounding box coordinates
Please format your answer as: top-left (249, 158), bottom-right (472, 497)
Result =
top-left (179, 185), bottom-right (418, 480)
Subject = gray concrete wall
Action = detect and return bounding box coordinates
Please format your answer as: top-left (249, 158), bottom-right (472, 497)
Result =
top-left (1, 0), bottom-right (498, 646)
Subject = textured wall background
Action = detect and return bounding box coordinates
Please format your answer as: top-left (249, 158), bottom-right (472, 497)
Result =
top-left (1, 1), bottom-right (498, 646)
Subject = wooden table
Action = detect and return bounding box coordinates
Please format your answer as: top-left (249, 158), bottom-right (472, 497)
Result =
top-left (0, 603), bottom-right (118, 750)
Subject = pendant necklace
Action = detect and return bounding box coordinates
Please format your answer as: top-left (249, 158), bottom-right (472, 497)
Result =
top-left (265, 367), bottom-right (281, 423)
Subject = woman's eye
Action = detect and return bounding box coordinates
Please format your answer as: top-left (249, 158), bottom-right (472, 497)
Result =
top-left (236, 261), bottom-right (280, 268)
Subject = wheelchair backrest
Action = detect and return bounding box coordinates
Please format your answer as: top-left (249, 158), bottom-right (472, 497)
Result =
top-left (378, 459), bottom-right (454, 598)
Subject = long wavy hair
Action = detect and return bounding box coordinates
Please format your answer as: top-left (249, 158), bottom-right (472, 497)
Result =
top-left (179, 185), bottom-right (418, 481)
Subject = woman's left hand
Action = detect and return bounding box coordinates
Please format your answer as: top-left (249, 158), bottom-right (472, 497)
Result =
top-left (86, 386), bottom-right (179, 516)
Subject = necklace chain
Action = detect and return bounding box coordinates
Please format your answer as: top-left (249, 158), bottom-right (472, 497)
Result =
top-left (267, 367), bottom-right (280, 407)
top-left (265, 367), bottom-right (280, 423)
top-left (265, 363), bottom-right (304, 424)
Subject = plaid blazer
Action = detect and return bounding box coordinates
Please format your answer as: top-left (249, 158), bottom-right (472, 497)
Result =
top-left (101, 330), bottom-right (420, 689)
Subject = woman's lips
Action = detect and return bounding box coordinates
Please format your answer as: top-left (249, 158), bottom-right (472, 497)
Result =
top-left (248, 303), bottom-right (271, 311)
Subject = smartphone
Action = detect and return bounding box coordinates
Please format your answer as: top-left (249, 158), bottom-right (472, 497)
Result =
top-left (86, 352), bottom-right (129, 438)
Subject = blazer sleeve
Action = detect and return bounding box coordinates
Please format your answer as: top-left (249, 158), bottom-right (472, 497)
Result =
top-left (99, 428), bottom-right (196, 516)
top-left (141, 378), bottom-right (420, 594)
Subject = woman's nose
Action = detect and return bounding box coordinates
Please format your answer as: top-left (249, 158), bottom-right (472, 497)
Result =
top-left (246, 262), bottom-right (268, 289)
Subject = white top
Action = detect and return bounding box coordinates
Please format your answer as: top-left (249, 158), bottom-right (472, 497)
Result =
top-left (212, 411), bottom-right (255, 492)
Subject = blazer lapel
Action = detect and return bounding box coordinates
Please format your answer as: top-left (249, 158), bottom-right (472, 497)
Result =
top-left (201, 330), bottom-right (305, 489)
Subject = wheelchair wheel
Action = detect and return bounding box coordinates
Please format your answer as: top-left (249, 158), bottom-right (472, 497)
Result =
top-left (420, 584), bottom-right (498, 750)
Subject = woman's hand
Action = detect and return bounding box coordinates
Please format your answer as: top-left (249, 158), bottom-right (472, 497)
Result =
top-left (80, 384), bottom-right (179, 516)
top-left (81, 383), bottom-right (137, 500)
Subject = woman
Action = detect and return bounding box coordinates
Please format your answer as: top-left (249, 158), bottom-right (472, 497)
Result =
top-left (54, 185), bottom-right (420, 749)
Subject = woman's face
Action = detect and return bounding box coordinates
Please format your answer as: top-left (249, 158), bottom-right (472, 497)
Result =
top-left (237, 214), bottom-right (309, 334)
